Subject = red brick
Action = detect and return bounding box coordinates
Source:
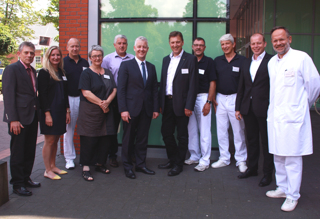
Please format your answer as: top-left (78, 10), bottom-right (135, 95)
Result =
top-left (70, 12), bottom-right (78, 15)
top-left (66, 23), bottom-right (80, 27)
top-left (66, 7), bottom-right (81, 11)
top-left (66, 16), bottom-right (80, 19)
top-left (60, 28), bottom-right (69, 31)
top-left (59, 16), bottom-right (66, 20)
top-left (59, 20), bottom-right (69, 24)
top-left (77, 19), bottom-right (87, 23)
top-left (69, 20), bottom-right (77, 23)
top-left (77, 28), bottom-right (87, 31)
top-left (69, 28), bottom-right (77, 31)
top-left (81, 23), bottom-right (88, 27)
top-left (69, 4), bottom-right (77, 7)
top-left (78, 12), bottom-right (88, 15)
top-left (60, 12), bottom-right (70, 16)
top-left (78, 4), bottom-right (88, 8)
top-left (59, 4), bottom-right (69, 8)
top-left (81, 8), bottom-right (88, 12)
top-left (66, 32), bottom-right (81, 35)
top-left (68, 0), bottom-right (81, 3)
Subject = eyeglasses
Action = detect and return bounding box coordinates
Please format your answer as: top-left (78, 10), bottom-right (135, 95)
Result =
top-left (193, 44), bottom-right (205, 47)
top-left (91, 55), bottom-right (102, 59)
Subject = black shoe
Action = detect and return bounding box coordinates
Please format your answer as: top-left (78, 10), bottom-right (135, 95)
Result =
top-left (168, 165), bottom-right (182, 176)
top-left (25, 179), bottom-right (41, 188)
top-left (109, 158), bottom-right (119, 168)
top-left (259, 175), bottom-right (272, 187)
top-left (238, 169), bottom-right (258, 179)
top-left (124, 169), bottom-right (136, 179)
top-left (158, 161), bottom-right (173, 169)
top-left (13, 186), bottom-right (32, 196)
top-left (135, 167), bottom-right (155, 175)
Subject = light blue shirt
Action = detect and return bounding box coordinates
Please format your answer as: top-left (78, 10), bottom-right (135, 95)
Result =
top-left (101, 51), bottom-right (134, 85)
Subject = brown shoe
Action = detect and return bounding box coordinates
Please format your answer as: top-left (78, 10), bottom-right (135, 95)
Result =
top-left (109, 158), bottom-right (119, 167)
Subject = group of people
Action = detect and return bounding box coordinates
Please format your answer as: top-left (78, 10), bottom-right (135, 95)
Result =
top-left (2, 26), bottom-right (320, 212)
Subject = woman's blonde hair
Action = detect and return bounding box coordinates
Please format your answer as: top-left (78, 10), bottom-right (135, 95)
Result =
top-left (43, 46), bottom-right (65, 81)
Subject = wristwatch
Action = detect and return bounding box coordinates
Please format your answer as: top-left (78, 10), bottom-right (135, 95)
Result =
top-left (206, 100), bottom-right (212, 104)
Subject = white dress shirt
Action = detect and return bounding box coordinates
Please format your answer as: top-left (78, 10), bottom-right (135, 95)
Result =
top-left (250, 51), bottom-right (265, 82)
top-left (135, 56), bottom-right (148, 80)
top-left (166, 50), bottom-right (184, 95)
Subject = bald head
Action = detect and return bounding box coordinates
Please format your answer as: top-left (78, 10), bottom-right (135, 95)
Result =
top-left (67, 38), bottom-right (80, 59)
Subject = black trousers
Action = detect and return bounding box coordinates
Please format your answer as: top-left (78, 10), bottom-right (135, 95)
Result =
top-left (121, 107), bottom-right (152, 170)
top-left (242, 102), bottom-right (274, 175)
top-left (9, 112), bottom-right (38, 186)
top-left (80, 135), bottom-right (110, 166)
top-left (161, 98), bottom-right (189, 168)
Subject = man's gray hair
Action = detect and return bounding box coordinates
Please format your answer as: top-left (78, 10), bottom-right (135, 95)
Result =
top-left (134, 36), bottom-right (148, 47)
top-left (88, 45), bottom-right (104, 57)
top-left (114, 35), bottom-right (128, 44)
top-left (219, 34), bottom-right (234, 44)
top-left (18, 42), bottom-right (35, 52)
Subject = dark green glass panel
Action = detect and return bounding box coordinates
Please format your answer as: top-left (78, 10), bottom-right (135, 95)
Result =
top-left (100, 0), bottom-right (193, 18)
top-left (276, 0), bottom-right (312, 33)
top-left (314, 36), bottom-right (320, 71)
top-left (264, 0), bottom-right (274, 34)
top-left (315, 0), bottom-right (320, 33)
top-left (197, 0), bottom-right (227, 18)
top-left (290, 35), bottom-right (312, 57)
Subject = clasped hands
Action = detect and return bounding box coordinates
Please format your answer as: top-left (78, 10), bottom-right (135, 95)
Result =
top-left (99, 100), bottom-right (110, 113)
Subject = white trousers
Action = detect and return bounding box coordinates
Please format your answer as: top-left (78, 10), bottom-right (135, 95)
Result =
top-left (187, 93), bottom-right (212, 166)
top-left (274, 155), bottom-right (302, 200)
top-left (63, 96), bottom-right (80, 161)
top-left (216, 93), bottom-right (247, 166)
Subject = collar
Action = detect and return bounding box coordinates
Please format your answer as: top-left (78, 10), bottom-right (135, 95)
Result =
top-left (115, 51), bottom-right (130, 59)
top-left (19, 60), bottom-right (31, 70)
top-left (135, 56), bottom-right (146, 66)
top-left (170, 49), bottom-right (184, 59)
top-left (276, 47), bottom-right (291, 61)
top-left (198, 55), bottom-right (207, 63)
top-left (66, 54), bottom-right (82, 62)
top-left (252, 51), bottom-right (266, 61)
top-left (222, 53), bottom-right (239, 62)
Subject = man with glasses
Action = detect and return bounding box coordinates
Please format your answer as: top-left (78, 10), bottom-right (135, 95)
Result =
top-left (63, 38), bottom-right (89, 170)
top-left (185, 37), bottom-right (217, 172)
top-left (102, 35), bottom-right (134, 168)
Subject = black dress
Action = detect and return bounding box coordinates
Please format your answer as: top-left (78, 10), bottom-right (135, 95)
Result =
top-left (38, 68), bottom-right (69, 135)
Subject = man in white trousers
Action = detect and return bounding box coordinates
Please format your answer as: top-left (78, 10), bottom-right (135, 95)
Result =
top-left (266, 26), bottom-right (320, 212)
top-left (211, 34), bottom-right (248, 173)
top-left (185, 37), bottom-right (217, 172)
top-left (63, 38), bottom-right (89, 169)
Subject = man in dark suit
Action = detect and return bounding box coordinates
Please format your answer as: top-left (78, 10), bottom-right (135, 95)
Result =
top-left (117, 36), bottom-right (159, 179)
top-left (235, 33), bottom-right (274, 187)
top-left (2, 42), bottom-right (40, 196)
top-left (158, 31), bottom-right (198, 176)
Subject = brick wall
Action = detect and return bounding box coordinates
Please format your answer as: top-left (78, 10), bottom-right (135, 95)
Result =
top-left (59, 0), bottom-right (89, 154)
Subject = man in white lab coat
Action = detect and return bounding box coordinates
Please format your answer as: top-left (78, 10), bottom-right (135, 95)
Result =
top-left (266, 26), bottom-right (320, 212)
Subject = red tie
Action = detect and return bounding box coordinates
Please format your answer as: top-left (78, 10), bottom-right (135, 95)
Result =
top-left (26, 68), bottom-right (36, 92)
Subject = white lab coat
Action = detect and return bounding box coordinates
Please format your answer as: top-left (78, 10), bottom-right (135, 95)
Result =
top-left (267, 48), bottom-right (320, 156)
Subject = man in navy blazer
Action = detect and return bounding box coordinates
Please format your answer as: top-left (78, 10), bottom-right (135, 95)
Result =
top-left (235, 33), bottom-right (274, 186)
top-left (117, 36), bottom-right (159, 179)
top-left (2, 42), bottom-right (41, 196)
top-left (158, 31), bottom-right (198, 176)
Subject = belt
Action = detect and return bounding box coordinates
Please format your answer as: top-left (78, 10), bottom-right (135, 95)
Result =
top-left (165, 95), bottom-right (173, 99)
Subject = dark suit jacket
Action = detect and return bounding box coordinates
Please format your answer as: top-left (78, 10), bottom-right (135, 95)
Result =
top-left (159, 51), bottom-right (198, 116)
top-left (117, 58), bottom-right (159, 117)
top-left (2, 61), bottom-right (38, 125)
top-left (235, 53), bottom-right (273, 117)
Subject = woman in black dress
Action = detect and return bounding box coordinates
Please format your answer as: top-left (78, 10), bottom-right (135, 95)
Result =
top-left (77, 45), bottom-right (117, 181)
top-left (38, 46), bottom-right (71, 180)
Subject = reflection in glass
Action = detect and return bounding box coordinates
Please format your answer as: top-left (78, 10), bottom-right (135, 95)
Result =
top-left (197, 0), bottom-right (227, 18)
top-left (101, 21), bottom-right (193, 146)
top-left (197, 22), bottom-right (225, 59)
top-left (314, 36), bottom-right (320, 70)
top-left (100, 0), bottom-right (192, 18)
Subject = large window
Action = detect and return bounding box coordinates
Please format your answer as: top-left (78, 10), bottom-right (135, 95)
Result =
top-left (99, 0), bottom-right (228, 147)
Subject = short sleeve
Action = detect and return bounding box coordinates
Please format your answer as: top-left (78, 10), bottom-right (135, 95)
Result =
top-left (78, 69), bottom-right (91, 91)
top-left (208, 58), bottom-right (217, 81)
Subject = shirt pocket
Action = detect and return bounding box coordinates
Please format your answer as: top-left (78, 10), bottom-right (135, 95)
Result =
top-left (283, 70), bottom-right (295, 87)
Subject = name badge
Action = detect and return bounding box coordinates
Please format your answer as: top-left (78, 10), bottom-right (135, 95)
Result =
top-left (104, 75), bottom-right (110, 79)
top-left (232, 66), bottom-right (240, 72)
top-left (83, 67), bottom-right (87, 71)
top-left (62, 76), bottom-right (67, 81)
top-left (181, 68), bottom-right (189, 74)
top-left (199, 69), bottom-right (205, 75)
top-left (284, 70), bottom-right (294, 77)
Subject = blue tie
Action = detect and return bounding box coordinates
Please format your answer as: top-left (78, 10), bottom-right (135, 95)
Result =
top-left (141, 62), bottom-right (146, 87)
